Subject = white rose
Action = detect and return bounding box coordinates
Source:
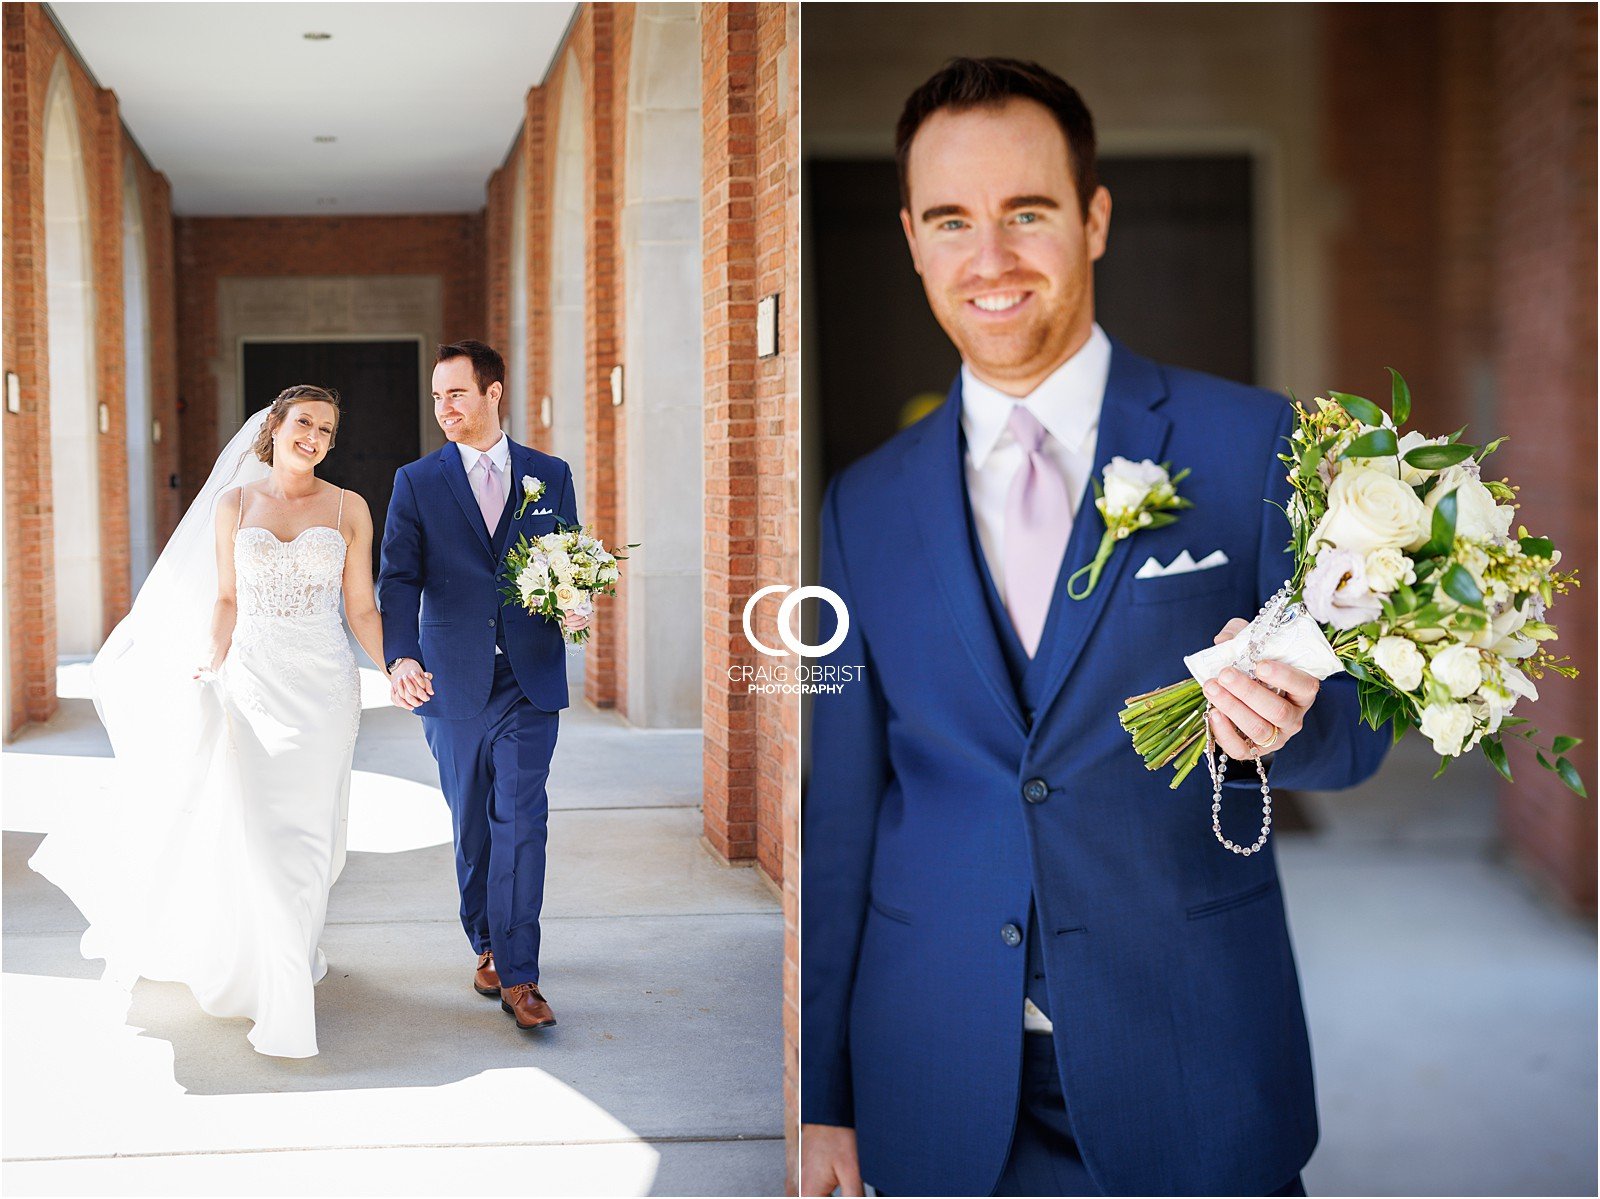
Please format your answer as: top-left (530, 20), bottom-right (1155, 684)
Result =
top-left (549, 550), bottom-right (572, 571)
top-left (1363, 546), bottom-right (1416, 594)
top-left (522, 474), bottom-right (541, 495)
top-left (553, 583), bottom-right (579, 609)
top-left (1101, 456), bottom-right (1170, 518)
top-left (1310, 464), bottom-right (1429, 557)
top-left (1418, 702), bottom-right (1477, 757)
top-left (1371, 636), bottom-right (1425, 692)
top-left (1417, 466), bottom-right (1513, 548)
top-left (1429, 642), bottom-right (1484, 699)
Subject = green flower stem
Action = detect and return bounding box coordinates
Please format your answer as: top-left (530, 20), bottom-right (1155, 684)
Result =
top-left (1066, 532), bottom-right (1119, 600)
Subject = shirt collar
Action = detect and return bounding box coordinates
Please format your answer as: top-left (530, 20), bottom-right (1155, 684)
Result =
top-left (960, 322), bottom-right (1111, 469)
top-left (457, 433), bottom-right (511, 475)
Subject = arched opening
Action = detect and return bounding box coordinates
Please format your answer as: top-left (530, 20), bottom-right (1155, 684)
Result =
top-left (507, 150), bottom-right (529, 442)
top-left (550, 57), bottom-right (589, 522)
top-left (623, 3), bottom-right (703, 728)
top-left (44, 61), bottom-right (102, 663)
top-left (122, 155), bottom-right (156, 589)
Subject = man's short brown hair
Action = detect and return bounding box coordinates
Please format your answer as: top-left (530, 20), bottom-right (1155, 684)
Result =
top-left (895, 57), bottom-right (1099, 218)
top-left (435, 339), bottom-right (505, 395)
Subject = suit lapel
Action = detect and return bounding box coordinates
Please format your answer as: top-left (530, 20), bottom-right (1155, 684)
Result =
top-left (906, 379), bottom-right (1029, 738)
top-left (497, 440), bottom-right (536, 555)
top-left (438, 444), bottom-right (495, 558)
top-left (1028, 339), bottom-right (1172, 730)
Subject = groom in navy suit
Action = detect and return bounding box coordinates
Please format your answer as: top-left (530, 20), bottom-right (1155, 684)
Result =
top-left (378, 340), bottom-right (584, 1032)
top-left (801, 61), bottom-right (1388, 1196)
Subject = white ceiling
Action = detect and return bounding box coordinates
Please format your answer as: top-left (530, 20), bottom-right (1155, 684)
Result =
top-left (50, 2), bottom-right (578, 216)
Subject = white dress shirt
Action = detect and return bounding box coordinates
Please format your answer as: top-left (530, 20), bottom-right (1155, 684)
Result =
top-left (959, 323), bottom-right (1111, 1035)
top-left (960, 322), bottom-right (1111, 608)
top-left (458, 435), bottom-right (512, 653)
top-left (457, 434), bottom-right (512, 512)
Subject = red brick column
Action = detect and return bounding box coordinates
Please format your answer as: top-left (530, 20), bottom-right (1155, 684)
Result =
top-left (1490, 3), bottom-right (1597, 910)
top-left (484, 154), bottom-right (513, 392)
top-left (130, 148), bottom-right (180, 544)
top-left (3, 8), bottom-right (131, 734)
top-left (523, 85), bottom-right (551, 452)
top-left (94, 88), bottom-right (129, 631)
top-left (702, 3), bottom-right (762, 864)
top-left (582, 4), bottom-right (624, 711)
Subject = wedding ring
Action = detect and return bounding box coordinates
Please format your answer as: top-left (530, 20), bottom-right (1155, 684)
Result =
top-left (1253, 724), bottom-right (1281, 752)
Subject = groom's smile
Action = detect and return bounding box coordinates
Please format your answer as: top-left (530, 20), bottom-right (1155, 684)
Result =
top-left (900, 97), bottom-right (1111, 397)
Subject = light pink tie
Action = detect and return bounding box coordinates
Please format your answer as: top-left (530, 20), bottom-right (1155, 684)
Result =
top-left (1003, 405), bottom-right (1073, 657)
top-left (474, 455), bottom-right (502, 533)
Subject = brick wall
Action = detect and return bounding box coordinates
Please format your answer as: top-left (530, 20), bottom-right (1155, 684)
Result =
top-left (2, 5), bottom-right (164, 734)
top-left (172, 214), bottom-right (485, 502)
top-left (1324, 3), bottom-right (1597, 907)
top-left (1490, 2), bottom-right (1596, 910)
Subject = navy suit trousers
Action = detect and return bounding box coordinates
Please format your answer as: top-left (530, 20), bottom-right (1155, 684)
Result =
top-left (422, 654), bottom-right (557, 986)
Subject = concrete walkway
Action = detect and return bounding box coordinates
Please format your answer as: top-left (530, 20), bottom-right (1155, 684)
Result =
top-left (1281, 738), bottom-right (1596, 1196)
top-left (2, 665), bottom-right (785, 1197)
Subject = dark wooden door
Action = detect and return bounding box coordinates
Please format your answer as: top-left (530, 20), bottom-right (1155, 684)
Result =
top-left (242, 339), bottom-right (422, 574)
top-left (806, 154), bottom-right (1256, 480)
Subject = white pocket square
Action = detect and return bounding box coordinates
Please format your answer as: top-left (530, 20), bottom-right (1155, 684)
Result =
top-left (525, 507), bottom-right (555, 517)
top-left (1134, 548), bottom-right (1229, 579)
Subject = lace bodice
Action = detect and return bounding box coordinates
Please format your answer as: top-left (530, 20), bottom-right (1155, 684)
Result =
top-left (234, 526), bottom-right (347, 620)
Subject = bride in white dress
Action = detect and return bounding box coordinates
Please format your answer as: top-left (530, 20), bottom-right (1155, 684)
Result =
top-left (30, 385), bottom-right (390, 1058)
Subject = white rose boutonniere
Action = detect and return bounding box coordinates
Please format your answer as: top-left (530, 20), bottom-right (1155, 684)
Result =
top-left (1067, 457), bottom-right (1191, 600)
top-left (515, 475), bottom-right (546, 520)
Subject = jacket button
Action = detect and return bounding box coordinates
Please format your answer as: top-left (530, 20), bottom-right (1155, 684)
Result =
top-left (1022, 778), bottom-right (1049, 804)
top-left (1000, 923), bottom-right (1023, 947)
top-left (488, 619), bottom-right (496, 627)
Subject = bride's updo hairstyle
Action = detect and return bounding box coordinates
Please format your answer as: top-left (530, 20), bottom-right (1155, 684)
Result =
top-left (253, 385), bottom-right (342, 464)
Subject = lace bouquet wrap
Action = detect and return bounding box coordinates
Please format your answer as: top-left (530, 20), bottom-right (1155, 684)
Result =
top-left (1118, 370), bottom-right (1582, 853)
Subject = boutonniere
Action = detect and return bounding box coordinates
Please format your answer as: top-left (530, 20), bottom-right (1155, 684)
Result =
top-left (1066, 456), bottom-right (1192, 599)
top-left (514, 475), bottom-right (546, 520)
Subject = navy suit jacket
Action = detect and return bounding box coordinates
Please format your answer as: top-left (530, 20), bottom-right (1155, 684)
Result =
top-left (801, 340), bottom-right (1388, 1196)
top-left (377, 439), bottom-right (578, 719)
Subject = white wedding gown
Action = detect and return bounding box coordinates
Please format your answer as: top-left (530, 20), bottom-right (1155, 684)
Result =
top-left (30, 510), bottom-right (359, 1058)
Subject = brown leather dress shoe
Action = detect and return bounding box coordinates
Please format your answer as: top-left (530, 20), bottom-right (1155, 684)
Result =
top-left (500, 981), bottom-right (557, 1031)
top-left (474, 951), bottom-right (500, 997)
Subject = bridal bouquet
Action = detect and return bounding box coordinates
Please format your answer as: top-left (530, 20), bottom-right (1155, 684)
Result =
top-left (499, 525), bottom-right (630, 647)
top-left (1119, 370), bottom-right (1582, 817)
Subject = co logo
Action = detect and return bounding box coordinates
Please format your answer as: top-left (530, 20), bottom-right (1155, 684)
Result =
top-left (742, 585), bottom-right (849, 658)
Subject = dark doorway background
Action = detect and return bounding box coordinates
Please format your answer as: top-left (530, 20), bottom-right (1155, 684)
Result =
top-left (242, 339), bottom-right (422, 574)
top-left (807, 154), bottom-right (1257, 482)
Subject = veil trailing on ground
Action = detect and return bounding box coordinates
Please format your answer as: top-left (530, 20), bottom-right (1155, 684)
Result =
top-left (30, 409), bottom-right (272, 985)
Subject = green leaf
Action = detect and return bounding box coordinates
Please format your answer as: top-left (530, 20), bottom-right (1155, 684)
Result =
top-left (1556, 757), bottom-right (1587, 798)
top-left (1341, 428), bottom-right (1399, 459)
top-left (1442, 563), bottom-right (1485, 609)
top-left (1426, 489), bottom-right (1458, 556)
top-left (1392, 719), bottom-right (1409, 745)
top-left (1330, 392), bottom-right (1386, 427)
top-left (1393, 583), bottom-right (1417, 614)
top-left (1481, 737), bottom-right (1513, 782)
top-left (1536, 750), bottom-right (1552, 770)
top-left (1403, 443), bottom-right (1475, 471)
top-left (1552, 735), bottom-right (1582, 755)
top-left (1387, 367), bottom-right (1412, 426)
top-left (1519, 535), bottom-right (1554, 559)
top-left (1344, 658), bottom-right (1371, 681)
top-left (1432, 756), bottom-right (1450, 779)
